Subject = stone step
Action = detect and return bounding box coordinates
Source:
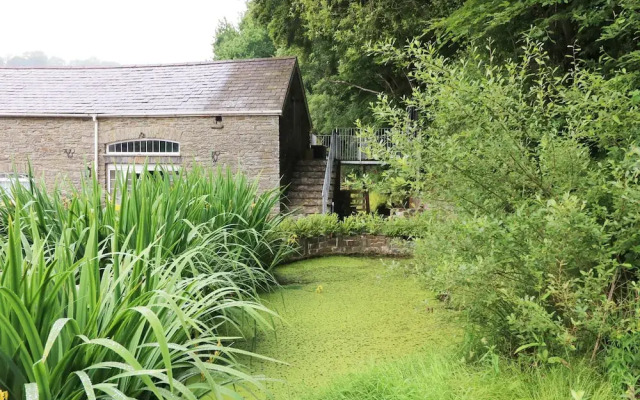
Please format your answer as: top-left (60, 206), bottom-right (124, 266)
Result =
top-left (288, 194), bottom-right (325, 204)
top-left (289, 177), bottom-right (326, 186)
top-left (291, 170), bottom-right (336, 179)
top-left (294, 160), bottom-right (333, 170)
top-left (288, 201), bottom-right (324, 210)
top-left (294, 165), bottom-right (328, 173)
top-left (286, 159), bottom-right (338, 215)
top-left (287, 187), bottom-right (324, 196)
top-left (288, 180), bottom-right (325, 189)
top-left (297, 159), bottom-right (328, 166)
top-left (286, 190), bottom-right (332, 200)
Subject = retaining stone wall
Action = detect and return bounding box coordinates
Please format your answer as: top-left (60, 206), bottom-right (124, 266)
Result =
top-left (289, 234), bottom-right (412, 261)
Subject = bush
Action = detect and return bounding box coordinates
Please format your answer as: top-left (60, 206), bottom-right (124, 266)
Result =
top-left (361, 36), bottom-right (640, 391)
top-left (279, 212), bottom-right (437, 240)
top-left (278, 213), bottom-right (343, 239)
top-left (379, 211), bottom-right (440, 238)
top-left (0, 167), bottom-right (289, 399)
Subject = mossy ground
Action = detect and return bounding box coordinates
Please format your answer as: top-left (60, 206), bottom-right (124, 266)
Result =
top-left (243, 256), bottom-right (462, 399)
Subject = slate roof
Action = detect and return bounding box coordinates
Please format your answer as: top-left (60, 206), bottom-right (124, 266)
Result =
top-left (0, 57), bottom-right (298, 116)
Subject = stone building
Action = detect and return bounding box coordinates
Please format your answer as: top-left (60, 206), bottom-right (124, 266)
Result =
top-left (0, 57), bottom-right (313, 210)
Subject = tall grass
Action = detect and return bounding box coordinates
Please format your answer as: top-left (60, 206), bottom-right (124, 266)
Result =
top-left (0, 165), bottom-right (290, 289)
top-left (0, 166), bottom-right (290, 399)
top-left (310, 350), bottom-right (615, 400)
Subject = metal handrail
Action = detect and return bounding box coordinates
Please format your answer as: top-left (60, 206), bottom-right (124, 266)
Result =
top-left (316, 128), bottom-right (391, 162)
top-left (321, 131), bottom-right (337, 214)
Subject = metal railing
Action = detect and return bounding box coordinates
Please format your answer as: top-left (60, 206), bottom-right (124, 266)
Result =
top-left (317, 128), bottom-right (391, 162)
top-left (321, 131), bottom-right (337, 214)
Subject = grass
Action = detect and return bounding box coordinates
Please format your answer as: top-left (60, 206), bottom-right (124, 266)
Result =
top-left (242, 256), bottom-right (462, 399)
top-left (310, 351), bottom-right (616, 400)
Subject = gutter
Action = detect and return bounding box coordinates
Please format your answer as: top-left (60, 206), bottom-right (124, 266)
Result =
top-left (92, 115), bottom-right (98, 176)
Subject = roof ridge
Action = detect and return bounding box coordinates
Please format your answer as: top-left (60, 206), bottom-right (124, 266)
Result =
top-left (0, 56), bottom-right (298, 70)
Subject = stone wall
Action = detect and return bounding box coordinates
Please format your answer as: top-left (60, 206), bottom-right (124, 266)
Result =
top-left (289, 234), bottom-right (412, 261)
top-left (0, 115), bottom-right (281, 195)
top-left (98, 115), bottom-right (280, 194)
top-left (0, 117), bottom-right (95, 188)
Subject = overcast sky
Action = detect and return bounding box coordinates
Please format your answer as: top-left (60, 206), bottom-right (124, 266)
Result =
top-left (0, 0), bottom-right (248, 64)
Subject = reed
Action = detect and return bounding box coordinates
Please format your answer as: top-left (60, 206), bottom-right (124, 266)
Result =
top-left (0, 165), bottom-right (289, 399)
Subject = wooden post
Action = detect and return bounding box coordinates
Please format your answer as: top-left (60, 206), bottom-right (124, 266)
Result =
top-left (364, 190), bottom-right (370, 214)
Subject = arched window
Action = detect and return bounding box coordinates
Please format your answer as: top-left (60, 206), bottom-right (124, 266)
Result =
top-left (107, 139), bottom-right (180, 155)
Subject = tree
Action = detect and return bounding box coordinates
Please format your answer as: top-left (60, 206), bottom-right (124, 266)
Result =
top-left (433, 0), bottom-right (640, 71)
top-left (213, 14), bottom-right (276, 60)
top-left (1, 51), bottom-right (117, 67)
top-left (221, 0), bottom-right (638, 132)
top-left (250, 0), bottom-right (463, 132)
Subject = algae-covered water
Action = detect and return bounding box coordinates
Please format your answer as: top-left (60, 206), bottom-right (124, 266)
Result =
top-left (244, 256), bottom-right (461, 399)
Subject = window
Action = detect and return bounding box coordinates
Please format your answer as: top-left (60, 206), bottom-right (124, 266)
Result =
top-left (107, 164), bottom-right (179, 193)
top-left (107, 139), bottom-right (180, 155)
top-left (0, 173), bottom-right (30, 195)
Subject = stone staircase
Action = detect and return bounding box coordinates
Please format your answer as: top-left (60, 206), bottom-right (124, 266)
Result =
top-left (285, 159), bottom-right (337, 215)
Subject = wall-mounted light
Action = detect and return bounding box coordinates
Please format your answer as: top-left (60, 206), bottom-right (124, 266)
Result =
top-left (211, 151), bottom-right (221, 164)
top-left (211, 116), bottom-right (224, 129)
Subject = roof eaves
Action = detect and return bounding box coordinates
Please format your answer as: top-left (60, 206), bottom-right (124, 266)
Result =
top-left (0, 110), bottom-right (283, 118)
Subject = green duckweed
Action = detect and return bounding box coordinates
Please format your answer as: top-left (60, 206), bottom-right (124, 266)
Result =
top-left (244, 256), bottom-right (462, 399)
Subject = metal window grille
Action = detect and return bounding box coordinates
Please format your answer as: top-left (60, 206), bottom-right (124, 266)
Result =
top-left (107, 139), bottom-right (180, 155)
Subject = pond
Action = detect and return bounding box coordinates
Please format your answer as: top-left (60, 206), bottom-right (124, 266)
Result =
top-left (243, 256), bottom-right (462, 399)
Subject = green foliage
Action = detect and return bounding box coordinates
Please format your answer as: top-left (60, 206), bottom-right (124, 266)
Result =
top-left (0, 166), bottom-right (290, 275)
top-left (310, 349), bottom-right (615, 400)
top-left (433, 0), bottom-right (640, 71)
top-left (279, 212), bottom-right (437, 240)
top-left (213, 11), bottom-right (276, 60)
top-left (223, 0), bottom-right (640, 133)
top-left (279, 213), bottom-right (342, 238)
top-left (0, 167), bottom-right (290, 399)
top-left (343, 167), bottom-right (411, 208)
top-left (234, 0), bottom-right (461, 132)
top-left (213, 0), bottom-right (640, 134)
top-left (361, 37), bottom-right (640, 391)
top-left (380, 211), bottom-right (441, 239)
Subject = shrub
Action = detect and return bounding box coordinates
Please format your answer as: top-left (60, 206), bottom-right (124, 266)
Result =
top-left (340, 213), bottom-right (384, 235)
top-left (379, 211), bottom-right (440, 238)
top-left (279, 212), bottom-right (436, 240)
top-left (0, 167), bottom-right (288, 399)
top-left (278, 213), bottom-right (342, 238)
top-left (361, 36), bottom-right (640, 391)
